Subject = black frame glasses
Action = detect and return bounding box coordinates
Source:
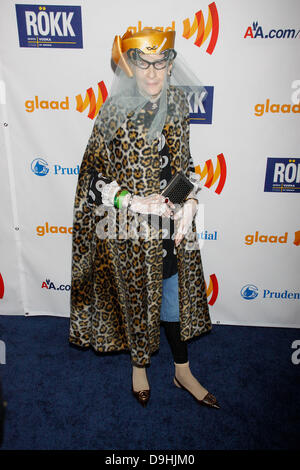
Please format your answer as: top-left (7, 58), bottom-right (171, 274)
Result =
top-left (127, 49), bottom-right (176, 70)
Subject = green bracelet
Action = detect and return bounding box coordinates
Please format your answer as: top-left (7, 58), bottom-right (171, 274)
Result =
top-left (115, 190), bottom-right (129, 209)
top-left (114, 190), bottom-right (122, 209)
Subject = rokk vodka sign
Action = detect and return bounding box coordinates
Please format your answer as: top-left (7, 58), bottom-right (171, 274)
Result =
top-left (15, 4), bottom-right (83, 48)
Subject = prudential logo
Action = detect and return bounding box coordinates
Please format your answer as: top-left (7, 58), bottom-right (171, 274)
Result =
top-left (241, 284), bottom-right (259, 300)
top-left (31, 158), bottom-right (49, 176)
top-left (31, 158), bottom-right (79, 176)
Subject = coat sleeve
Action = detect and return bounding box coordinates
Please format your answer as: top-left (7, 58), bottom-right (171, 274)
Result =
top-left (183, 105), bottom-right (202, 200)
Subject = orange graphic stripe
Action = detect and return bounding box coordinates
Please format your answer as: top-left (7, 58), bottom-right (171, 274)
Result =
top-left (194, 153), bottom-right (227, 194)
top-left (0, 273), bottom-right (4, 299)
top-left (205, 274), bottom-right (218, 306)
top-left (76, 81), bottom-right (108, 119)
top-left (215, 153), bottom-right (226, 194)
top-left (182, 2), bottom-right (219, 53)
top-left (206, 2), bottom-right (219, 55)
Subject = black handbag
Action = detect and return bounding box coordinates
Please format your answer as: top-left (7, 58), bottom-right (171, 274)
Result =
top-left (161, 170), bottom-right (195, 203)
top-left (141, 171), bottom-right (197, 230)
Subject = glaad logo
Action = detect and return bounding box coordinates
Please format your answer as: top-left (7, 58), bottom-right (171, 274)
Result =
top-left (15, 4), bottom-right (83, 48)
top-left (76, 81), bottom-right (108, 120)
top-left (183, 2), bottom-right (219, 54)
top-left (244, 231), bottom-right (288, 245)
top-left (31, 158), bottom-right (79, 176)
top-left (205, 274), bottom-right (218, 306)
top-left (36, 223), bottom-right (72, 236)
top-left (41, 279), bottom-right (70, 291)
top-left (294, 231), bottom-right (300, 246)
top-left (0, 273), bottom-right (4, 299)
top-left (254, 99), bottom-right (300, 117)
top-left (24, 81), bottom-right (107, 117)
top-left (245, 230), bottom-right (300, 246)
top-left (244, 21), bottom-right (300, 40)
top-left (25, 96), bottom-right (69, 113)
top-left (127, 20), bottom-right (175, 34)
top-left (264, 158), bottom-right (300, 193)
top-left (194, 153), bottom-right (227, 194)
top-left (241, 284), bottom-right (259, 300)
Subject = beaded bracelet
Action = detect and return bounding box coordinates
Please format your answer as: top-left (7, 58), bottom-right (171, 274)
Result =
top-left (114, 190), bottom-right (129, 209)
top-left (113, 189), bottom-right (123, 209)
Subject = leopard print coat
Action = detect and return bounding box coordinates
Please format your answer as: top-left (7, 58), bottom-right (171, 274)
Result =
top-left (69, 86), bottom-right (212, 366)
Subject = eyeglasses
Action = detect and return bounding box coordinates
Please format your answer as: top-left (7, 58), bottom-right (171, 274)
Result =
top-left (134, 56), bottom-right (168, 70)
top-left (127, 49), bottom-right (176, 71)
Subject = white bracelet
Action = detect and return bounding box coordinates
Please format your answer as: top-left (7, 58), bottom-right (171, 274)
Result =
top-left (101, 181), bottom-right (121, 206)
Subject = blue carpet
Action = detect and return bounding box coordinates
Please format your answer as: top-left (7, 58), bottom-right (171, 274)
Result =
top-left (0, 316), bottom-right (299, 450)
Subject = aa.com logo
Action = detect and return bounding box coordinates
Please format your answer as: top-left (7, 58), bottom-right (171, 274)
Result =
top-left (194, 153), bottom-right (227, 195)
top-left (206, 274), bottom-right (218, 306)
top-left (127, 2), bottom-right (219, 54)
top-left (25, 81), bottom-right (108, 120)
top-left (41, 279), bottom-right (70, 291)
top-left (244, 21), bottom-right (300, 40)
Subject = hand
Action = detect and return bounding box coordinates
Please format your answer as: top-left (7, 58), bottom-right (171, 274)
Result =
top-left (173, 199), bottom-right (198, 247)
top-left (127, 193), bottom-right (175, 217)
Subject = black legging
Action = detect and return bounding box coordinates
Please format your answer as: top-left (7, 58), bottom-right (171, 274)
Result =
top-left (162, 321), bottom-right (188, 364)
top-left (131, 321), bottom-right (188, 367)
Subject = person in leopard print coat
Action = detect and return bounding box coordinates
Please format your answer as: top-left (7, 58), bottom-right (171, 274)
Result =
top-left (69, 28), bottom-right (219, 409)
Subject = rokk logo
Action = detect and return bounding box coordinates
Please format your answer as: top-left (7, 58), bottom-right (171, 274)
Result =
top-left (182, 2), bottom-right (219, 54)
top-left (76, 81), bottom-right (108, 120)
top-left (194, 153), bottom-right (227, 195)
top-left (205, 274), bottom-right (218, 306)
top-left (0, 273), bottom-right (4, 299)
top-left (264, 158), bottom-right (300, 193)
top-left (15, 4), bottom-right (83, 48)
top-left (182, 86), bottom-right (214, 124)
top-left (25, 81), bottom-right (108, 118)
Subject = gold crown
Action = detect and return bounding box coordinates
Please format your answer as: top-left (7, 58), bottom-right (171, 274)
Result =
top-left (112, 28), bottom-right (176, 77)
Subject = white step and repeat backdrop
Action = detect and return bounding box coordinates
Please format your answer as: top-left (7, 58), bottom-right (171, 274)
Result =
top-left (0, 0), bottom-right (299, 327)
